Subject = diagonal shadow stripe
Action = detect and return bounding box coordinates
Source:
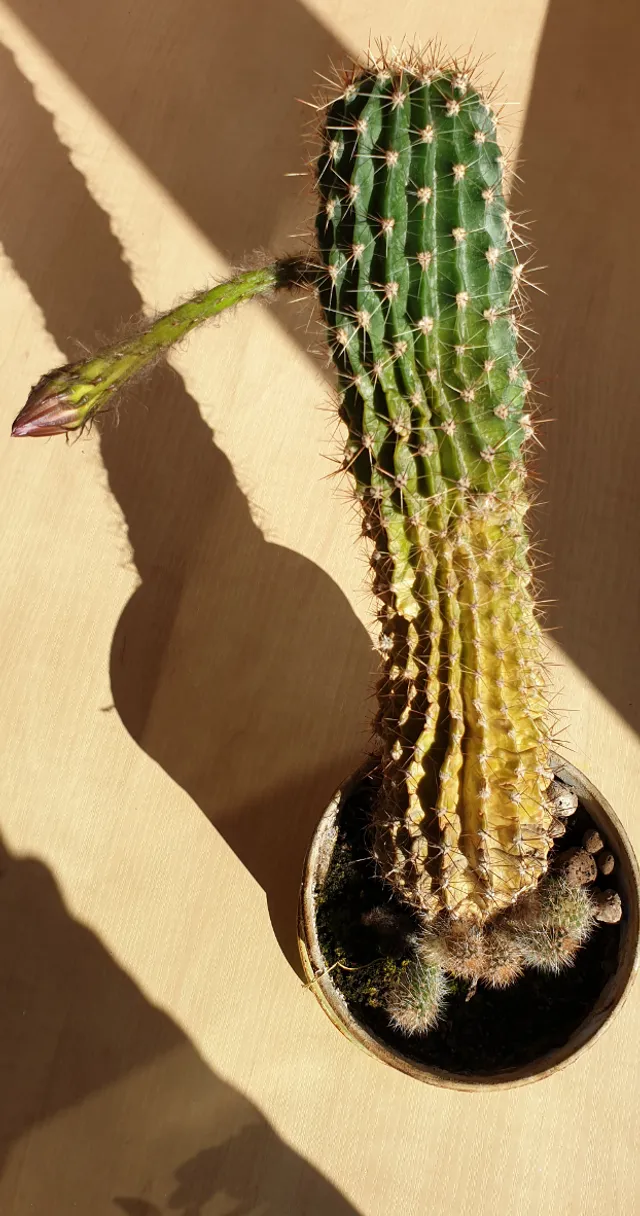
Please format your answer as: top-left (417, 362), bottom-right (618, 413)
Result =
top-left (517, 0), bottom-right (640, 736)
top-left (5, 0), bottom-right (354, 358)
top-left (0, 836), bottom-right (360, 1213)
top-left (0, 29), bottom-right (368, 1206)
top-left (0, 40), bottom-right (374, 973)
top-left (7, 0), bottom-right (639, 736)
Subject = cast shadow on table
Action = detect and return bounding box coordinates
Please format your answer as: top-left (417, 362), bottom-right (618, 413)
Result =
top-left (8, 0), bottom-right (640, 739)
top-left (0, 836), bottom-right (360, 1214)
top-left (508, 0), bottom-right (640, 737)
top-left (5, 0), bottom-right (354, 358)
top-left (0, 40), bottom-right (374, 974)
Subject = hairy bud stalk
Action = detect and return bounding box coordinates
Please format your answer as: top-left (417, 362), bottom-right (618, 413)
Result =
top-left (315, 60), bottom-right (553, 921)
top-left (12, 261), bottom-right (307, 437)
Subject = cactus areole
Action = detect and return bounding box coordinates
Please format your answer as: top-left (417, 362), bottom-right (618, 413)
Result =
top-left (315, 61), bottom-right (554, 924)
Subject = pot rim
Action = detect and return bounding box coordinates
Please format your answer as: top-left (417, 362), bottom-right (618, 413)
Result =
top-left (298, 753), bottom-right (640, 1090)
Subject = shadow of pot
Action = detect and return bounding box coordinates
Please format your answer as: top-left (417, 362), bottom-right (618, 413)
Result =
top-left (298, 755), bottom-right (640, 1090)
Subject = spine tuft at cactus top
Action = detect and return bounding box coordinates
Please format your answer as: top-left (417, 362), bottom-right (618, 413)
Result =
top-left (315, 53), bottom-right (554, 923)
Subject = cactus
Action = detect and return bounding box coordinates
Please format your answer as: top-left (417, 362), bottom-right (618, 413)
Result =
top-left (12, 46), bottom-right (611, 1031)
top-left (314, 55), bottom-right (554, 924)
top-left (481, 926), bottom-right (525, 988)
top-left (384, 955), bottom-right (449, 1034)
top-left (510, 875), bottom-right (597, 974)
top-left (377, 871), bottom-right (595, 1029)
top-left (420, 921), bottom-right (487, 980)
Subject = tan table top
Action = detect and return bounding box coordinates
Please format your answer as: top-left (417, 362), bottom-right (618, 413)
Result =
top-left (1, 1), bottom-right (639, 1212)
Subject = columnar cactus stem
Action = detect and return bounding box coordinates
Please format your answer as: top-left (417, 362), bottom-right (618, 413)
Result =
top-left (315, 55), bottom-right (554, 921)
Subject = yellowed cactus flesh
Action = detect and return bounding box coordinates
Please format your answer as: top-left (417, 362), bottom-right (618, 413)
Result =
top-left (372, 489), bottom-right (553, 921)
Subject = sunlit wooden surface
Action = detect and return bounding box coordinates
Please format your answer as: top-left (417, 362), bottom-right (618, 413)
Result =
top-left (1, 1), bottom-right (639, 1212)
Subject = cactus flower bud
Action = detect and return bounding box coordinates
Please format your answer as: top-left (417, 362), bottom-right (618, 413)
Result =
top-left (12, 365), bottom-right (113, 436)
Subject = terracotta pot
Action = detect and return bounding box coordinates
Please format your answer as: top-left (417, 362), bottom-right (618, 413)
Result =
top-left (298, 755), bottom-right (640, 1090)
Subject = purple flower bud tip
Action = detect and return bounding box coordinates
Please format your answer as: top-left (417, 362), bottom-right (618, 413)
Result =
top-left (11, 378), bottom-right (82, 438)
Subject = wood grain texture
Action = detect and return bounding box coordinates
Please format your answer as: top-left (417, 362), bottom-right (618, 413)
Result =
top-left (0, 1), bottom-right (639, 1213)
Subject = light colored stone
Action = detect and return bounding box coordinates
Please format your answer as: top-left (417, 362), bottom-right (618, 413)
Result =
top-left (592, 890), bottom-right (623, 924)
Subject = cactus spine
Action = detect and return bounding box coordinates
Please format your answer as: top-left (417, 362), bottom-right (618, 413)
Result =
top-left (315, 55), bottom-right (554, 923)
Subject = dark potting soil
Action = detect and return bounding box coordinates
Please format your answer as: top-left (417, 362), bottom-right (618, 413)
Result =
top-left (315, 766), bottom-right (623, 1076)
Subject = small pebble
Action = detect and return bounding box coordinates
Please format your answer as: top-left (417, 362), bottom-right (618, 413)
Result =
top-left (548, 818), bottom-right (567, 839)
top-left (583, 829), bottom-right (604, 854)
top-left (598, 851), bottom-right (615, 876)
top-left (546, 779), bottom-right (579, 818)
top-left (592, 889), bottom-right (622, 924)
top-left (555, 846), bottom-right (598, 886)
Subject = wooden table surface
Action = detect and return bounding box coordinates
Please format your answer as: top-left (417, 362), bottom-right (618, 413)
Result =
top-left (1, 1), bottom-right (639, 1212)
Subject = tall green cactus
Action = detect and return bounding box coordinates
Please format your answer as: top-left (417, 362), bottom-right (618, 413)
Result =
top-left (315, 58), bottom-right (554, 922)
top-left (13, 48), bottom-right (608, 1028)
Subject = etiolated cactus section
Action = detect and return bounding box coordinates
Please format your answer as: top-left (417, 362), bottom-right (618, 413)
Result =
top-left (315, 53), bottom-right (553, 922)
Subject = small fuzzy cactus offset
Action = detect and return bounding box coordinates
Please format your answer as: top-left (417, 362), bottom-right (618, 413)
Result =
top-left (315, 50), bottom-right (554, 925)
